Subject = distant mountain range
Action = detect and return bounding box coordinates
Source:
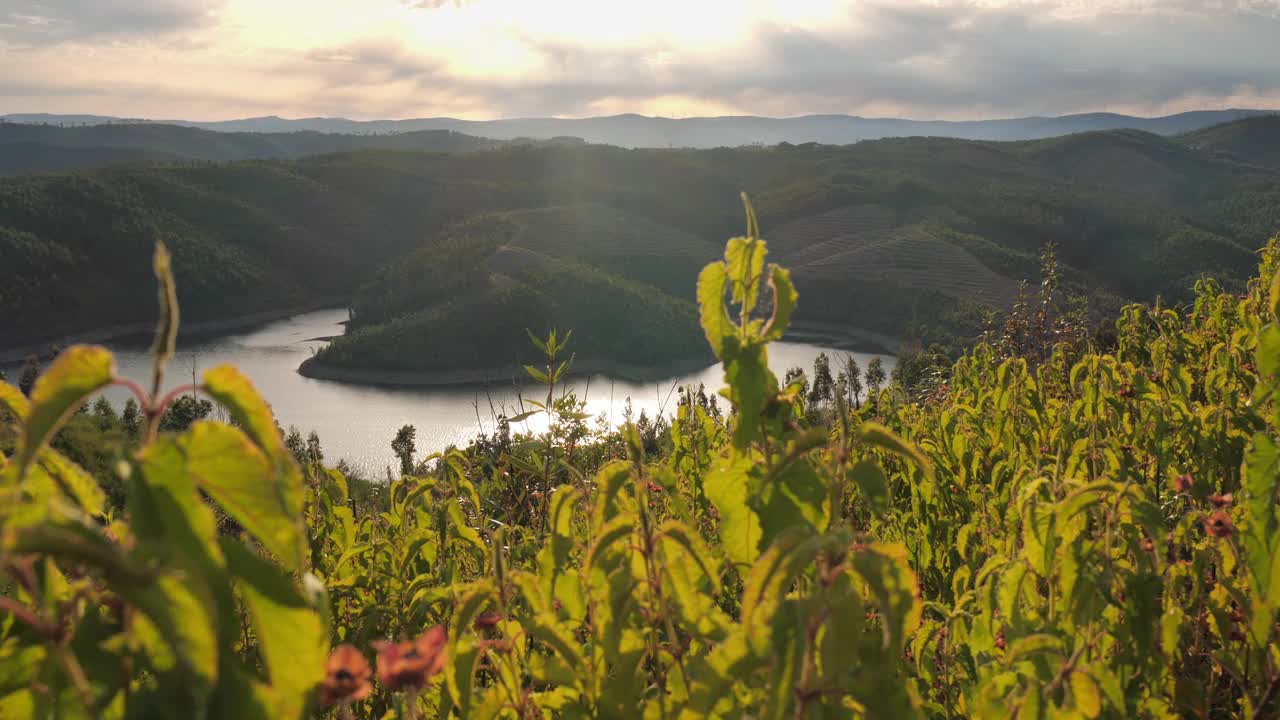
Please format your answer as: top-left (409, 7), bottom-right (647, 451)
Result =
top-left (4, 109), bottom-right (1276, 149)
top-left (0, 122), bottom-right (585, 176)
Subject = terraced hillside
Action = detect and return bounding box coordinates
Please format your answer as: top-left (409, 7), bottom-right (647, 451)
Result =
top-left (764, 206), bottom-right (1018, 335)
top-left (499, 203), bottom-right (720, 297)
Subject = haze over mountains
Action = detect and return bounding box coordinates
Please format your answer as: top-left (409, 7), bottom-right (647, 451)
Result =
top-left (4, 109), bottom-right (1275, 150)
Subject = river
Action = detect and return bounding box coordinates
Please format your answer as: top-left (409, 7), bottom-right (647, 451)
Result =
top-left (4, 309), bottom-right (895, 478)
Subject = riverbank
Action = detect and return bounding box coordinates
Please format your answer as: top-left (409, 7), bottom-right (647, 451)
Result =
top-left (297, 352), bottom-right (717, 389)
top-left (0, 298), bottom-right (350, 364)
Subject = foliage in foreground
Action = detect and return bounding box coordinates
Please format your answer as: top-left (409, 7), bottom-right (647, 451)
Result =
top-left (4, 199), bottom-right (1280, 718)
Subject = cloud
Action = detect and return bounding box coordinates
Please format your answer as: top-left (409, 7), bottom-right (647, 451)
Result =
top-left (0, 0), bottom-right (224, 42)
top-left (0, 0), bottom-right (1277, 120)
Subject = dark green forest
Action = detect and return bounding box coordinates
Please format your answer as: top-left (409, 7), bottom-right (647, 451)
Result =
top-left (3, 117), bottom-right (1280, 375)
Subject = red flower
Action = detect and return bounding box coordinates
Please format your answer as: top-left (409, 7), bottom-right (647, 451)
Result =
top-left (375, 626), bottom-right (448, 691)
top-left (1204, 510), bottom-right (1235, 538)
top-left (318, 644), bottom-right (373, 708)
top-left (1171, 473), bottom-right (1194, 493)
top-left (1208, 493), bottom-right (1234, 509)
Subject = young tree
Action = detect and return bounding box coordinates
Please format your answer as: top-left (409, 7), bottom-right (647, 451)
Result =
top-left (159, 395), bottom-right (214, 433)
top-left (307, 431), bottom-right (324, 466)
top-left (866, 357), bottom-right (886, 404)
top-left (285, 427), bottom-right (307, 466)
top-left (121, 399), bottom-right (142, 440)
top-left (18, 355), bottom-right (39, 397)
top-left (91, 397), bottom-right (118, 430)
top-left (391, 424), bottom-right (417, 477)
top-left (838, 355), bottom-right (864, 409)
top-left (808, 352), bottom-right (834, 406)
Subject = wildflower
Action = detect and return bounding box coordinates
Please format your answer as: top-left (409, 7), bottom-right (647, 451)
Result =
top-left (1208, 493), bottom-right (1233, 509)
top-left (318, 644), bottom-right (373, 708)
top-left (375, 626), bottom-right (447, 691)
top-left (1204, 510), bottom-right (1234, 538)
top-left (1171, 473), bottom-right (1193, 493)
top-left (474, 611), bottom-right (503, 630)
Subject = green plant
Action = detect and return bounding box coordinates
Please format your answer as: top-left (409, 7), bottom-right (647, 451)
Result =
top-left (0, 244), bottom-right (328, 719)
top-left (5, 198), bottom-right (1280, 720)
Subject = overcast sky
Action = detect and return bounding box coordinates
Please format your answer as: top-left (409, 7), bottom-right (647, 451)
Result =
top-left (1, 0), bottom-right (1278, 120)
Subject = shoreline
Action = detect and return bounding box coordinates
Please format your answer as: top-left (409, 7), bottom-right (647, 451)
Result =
top-left (297, 352), bottom-right (717, 389)
top-left (0, 297), bottom-right (349, 364)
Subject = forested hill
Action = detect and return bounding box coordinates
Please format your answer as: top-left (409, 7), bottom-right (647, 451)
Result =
top-left (0, 122), bottom-right (585, 176)
top-left (4, 108), bottom-right (1273, 148)
top-left (3, 118), bottom-right (1280, 366)
top-left (1179, 115), bottom-right (1280, 170)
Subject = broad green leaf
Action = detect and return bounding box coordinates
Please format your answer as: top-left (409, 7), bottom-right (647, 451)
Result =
top-left (1004, 634), bottom-right (1065, 663)
top-left (180, 421), bottom-right (306, 570)
top-left (591, 460), bottom-right (631, 529)
top-left (33, 449), bottom-right (106, 518)
top-left (849, 460), bottom-right (890, 516)
top-left (1259, 326), bottom-right (1280, 390)
top-left (17, 346), bottom-right (114, 473)
top-left (0, 381), bottom-right (29, 418)
top-left (201, 366), bottom-right (292, 470)
top-left (1269, 265), bottom-right (1280, 320)
top-left (858, 423), bottom-right (935, 481)
top-left (8, 519), bottom-right (219, 694)
top-left (705, 453), bottom-right (762, 567)
top-left (757, 459), bottom-right (829, 546)
top-left (221, 538), bottom-right (326, 719)
top-left (762, 265), bottom-right (798, 342)
top-left (741, 529), bottom-right (836, 655)
top-left (1070, 670), bottom-right (1102, 718)
top-left (658, 521), bottom-right (721, 595)
top-left (724, 343), bottom-right (775, 447)
top-left (697, 262), bottom-right (737, 360)
top-left (525, 613), bottom-right (585, 676)
top-left (849, 543), bottom-right (922, 654)
top-left (725, 236), bottom-right (768, 315)
top-left (1243, 432), bottom-right (1280, 627)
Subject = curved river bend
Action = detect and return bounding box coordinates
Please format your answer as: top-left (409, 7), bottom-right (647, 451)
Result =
top-left (8, 309), bottom-right (895, 478)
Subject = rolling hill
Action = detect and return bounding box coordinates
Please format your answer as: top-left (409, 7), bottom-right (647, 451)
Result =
top-left (1179, 114), bottom-right (1280, 170)
top-left (4, 116), bottom-right (1280, 369)
top-left (4, 109), bottom-right (1273, 149)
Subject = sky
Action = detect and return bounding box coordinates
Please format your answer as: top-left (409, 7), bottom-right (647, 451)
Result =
top-left (1, 0), bottom-right (1278, 121)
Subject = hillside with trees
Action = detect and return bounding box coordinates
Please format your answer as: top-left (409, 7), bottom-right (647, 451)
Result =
top-left (1179, 114), bottom-right (1280, 170)
top-left (3, 117), bottom-right (1280, 371)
